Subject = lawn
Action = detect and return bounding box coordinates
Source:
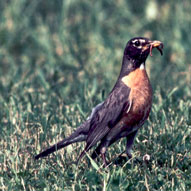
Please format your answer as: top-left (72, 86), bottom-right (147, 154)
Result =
top-left (0, 1), bottom-right (191, 190)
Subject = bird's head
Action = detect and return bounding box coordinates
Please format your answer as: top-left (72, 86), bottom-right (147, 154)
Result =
top-left (124, 37), bottom-right (163, 65)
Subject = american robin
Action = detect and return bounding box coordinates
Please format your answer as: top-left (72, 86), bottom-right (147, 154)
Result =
top-left (35, 37), bottom-right (163, 166)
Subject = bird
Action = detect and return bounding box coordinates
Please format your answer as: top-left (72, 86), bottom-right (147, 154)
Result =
top-left (35, 37), bottom-right (163, 166)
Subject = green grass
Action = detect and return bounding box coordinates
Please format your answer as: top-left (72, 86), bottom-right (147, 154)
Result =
top-left (0, 0), bottom-right (191, 190)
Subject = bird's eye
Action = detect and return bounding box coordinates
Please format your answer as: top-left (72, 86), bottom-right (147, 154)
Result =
top-left (134, 40), bottom-right (141, 46)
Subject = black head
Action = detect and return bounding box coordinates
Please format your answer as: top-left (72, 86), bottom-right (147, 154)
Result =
top-left (124, 37), bottom-right (163, 65)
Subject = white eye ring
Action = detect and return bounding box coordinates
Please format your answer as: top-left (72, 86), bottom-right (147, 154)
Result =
top-left (132, 40), bottom-right (142, 49)
top-left (134, 40), bottom-right (140, 46)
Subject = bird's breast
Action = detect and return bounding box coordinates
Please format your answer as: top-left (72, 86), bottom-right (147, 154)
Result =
top-left (121, 68), bottom-right (152, 125)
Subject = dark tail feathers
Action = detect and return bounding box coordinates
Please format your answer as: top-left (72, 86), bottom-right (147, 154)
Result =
top-left (35, 139), bottom-right (71, 160)
top-left (35, 120), bottom-right (90, 160)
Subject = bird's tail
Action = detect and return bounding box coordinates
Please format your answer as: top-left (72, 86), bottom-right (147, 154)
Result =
top-left (35, 120), bottom-right (90, 160)
top-left (35, 138), bottom-right (72, 160)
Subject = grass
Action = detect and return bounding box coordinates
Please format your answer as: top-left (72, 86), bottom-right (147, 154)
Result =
top-left (0, 0), bottom-right (191, 190)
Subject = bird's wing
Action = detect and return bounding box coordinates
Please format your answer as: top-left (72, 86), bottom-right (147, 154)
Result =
top-left (85, 84), bottom-right (131, 151)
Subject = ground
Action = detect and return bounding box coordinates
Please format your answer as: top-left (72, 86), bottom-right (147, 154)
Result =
top-left (0, 1), bottom-right (191, 190)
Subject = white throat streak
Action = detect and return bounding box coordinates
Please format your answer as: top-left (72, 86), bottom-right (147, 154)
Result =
top-left (140, 63), bottom-right (145, 70)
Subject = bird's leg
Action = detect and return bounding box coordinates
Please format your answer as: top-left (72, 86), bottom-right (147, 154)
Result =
top-left (126, 130), bottom-right (141, 165)
top-left (101, 152), bottom-right (108, 167)
top-left (126, 130), bottom-right (138, 159)
top-left (100, 141), bottom-right (110, 167)
top-left (91, 137), bottom-right (118, 160)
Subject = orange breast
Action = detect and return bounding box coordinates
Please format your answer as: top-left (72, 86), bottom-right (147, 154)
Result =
top-left (121, 68), bottom-right (152, 126)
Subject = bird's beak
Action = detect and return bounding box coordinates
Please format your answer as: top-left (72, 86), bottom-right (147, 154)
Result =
top-left (148, 40), bottom-right (164, 56)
